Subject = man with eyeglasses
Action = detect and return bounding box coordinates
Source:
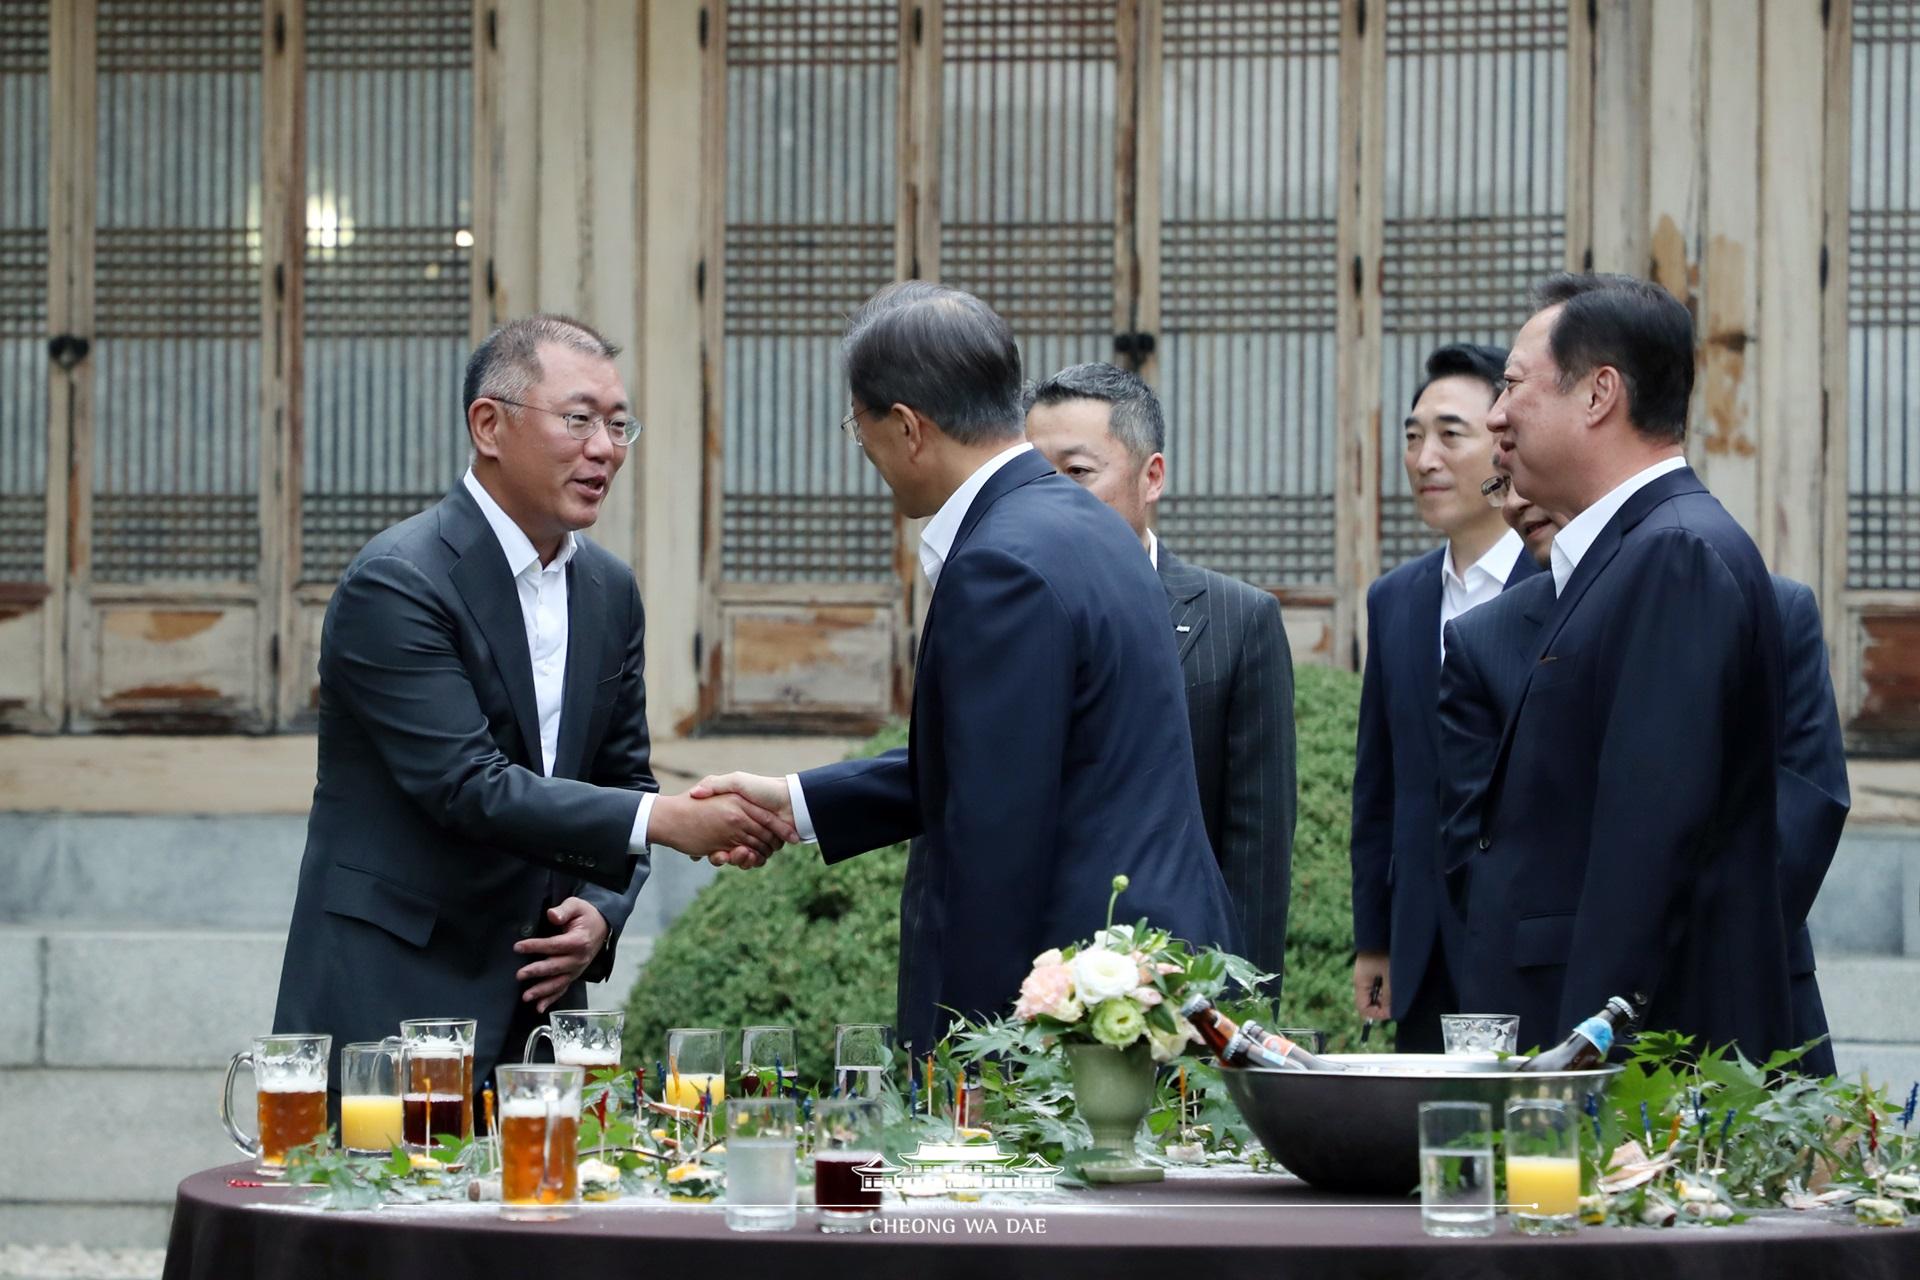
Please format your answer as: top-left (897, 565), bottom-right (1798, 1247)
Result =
top-left (1349, 342), bottom-right (1543, 1053)
top-left (275, 313), bottom-right (795, 1106)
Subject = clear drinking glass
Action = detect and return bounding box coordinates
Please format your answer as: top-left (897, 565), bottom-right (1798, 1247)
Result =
top-left (497, 1064), bottom-right (584, 1221)
top-left (739, 1025), bottom-right (797, 1097)
top-left (1505, 1099), bottom-right (1580, 1235)
top-left (526, 1009), bottom-right (624, 1125)
top-left (1440, 1013), bottom-right (1521, 1057)
top-left (725, 1097), bottom-right (798, 1232)
top-left (813, 1097), bottom-right (884, 1232)
top-left (664, 1027), bottom-right (725, 1114)
top-left (1419, 1101), bottom-right (1495, 1237)
top-left (220, 1033), bottom-right (330, 1176)
top-left (399, 1017), bottom-right (476, 1152)
top-left (339, 1040), bottom-right (404, 1156)
top-left (833, 1023), bottom-right (892, 1098)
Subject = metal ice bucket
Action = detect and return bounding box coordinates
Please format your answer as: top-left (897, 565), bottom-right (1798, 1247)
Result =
top-left (1216, 1053), bottom-right (1622, 1195)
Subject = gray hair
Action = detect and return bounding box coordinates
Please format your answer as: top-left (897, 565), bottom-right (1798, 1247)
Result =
top-left (842, 281), bottom-right (1025, 445)
top-left (1026, 362), bottom-right (1166, 463)
top-left (463, 314), bottom-right (620, 413)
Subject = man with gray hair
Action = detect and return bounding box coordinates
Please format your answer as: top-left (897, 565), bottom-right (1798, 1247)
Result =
top-left (1026, 363), bottom-right (1297, 985)
top-left (693, 283), bottom-right (1239, 1051)
top-left (274, 313), bottom-right (794, 1105)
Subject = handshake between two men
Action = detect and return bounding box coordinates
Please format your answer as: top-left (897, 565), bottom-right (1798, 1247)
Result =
top-left (668, 772), bottom-right (796, 869)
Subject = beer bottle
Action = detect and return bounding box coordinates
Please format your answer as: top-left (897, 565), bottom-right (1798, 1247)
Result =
top-left (1178, 996), bottom-right (1343, 1072)
top-left (1517, 996), bottom-right (1637, 1072)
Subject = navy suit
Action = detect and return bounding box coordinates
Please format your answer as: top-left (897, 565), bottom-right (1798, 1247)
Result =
top-left (797, 450), bottom-right (1239, 1051)
top-left (1445, 467), bottom-right (1794, 1060)
top-left (1350, 544), bottom-right (1540, 1050)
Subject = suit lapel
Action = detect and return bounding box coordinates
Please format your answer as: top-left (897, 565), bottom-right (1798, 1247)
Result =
top-left (1473, 467), bottom-right (1708, 852)
top-left (443, 487), bottom-right (544, 771)
top-left (1157, 545), bottom-right (1210, 666)
top-left (551, 549), bottom-right (603, 781)
top-left (1408, 550), bottom-right (1444, 754)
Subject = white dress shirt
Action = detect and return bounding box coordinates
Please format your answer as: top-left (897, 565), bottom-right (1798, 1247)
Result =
top-left (787, 442), bottom-right (1035, 842)
top-left (1549, 455), bottom-right (1689, 595)
top-left (463, 470), bottom-right (654, 849)
top-left (1439, 528), bottom-right (1524, 659)
top-left (1145, 528), bottom-right (1159, 568)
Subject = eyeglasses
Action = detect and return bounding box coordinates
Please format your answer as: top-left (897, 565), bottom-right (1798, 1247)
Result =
top-left (491, 397), bottom-right (641, 445)
top-left (840, 405), bottom-right (871, 445)
top-left (1480, 473), bottom-right (1511, 508)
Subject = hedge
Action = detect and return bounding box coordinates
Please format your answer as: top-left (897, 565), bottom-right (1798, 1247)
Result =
top-left (622, 665), bottom-right (1366, 1086)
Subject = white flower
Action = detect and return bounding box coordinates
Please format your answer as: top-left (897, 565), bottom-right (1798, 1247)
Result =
top-left (1070, 947), bottom-right (1140, 1006)
top-left (1147, 1016), bottom-right (1197, 1064)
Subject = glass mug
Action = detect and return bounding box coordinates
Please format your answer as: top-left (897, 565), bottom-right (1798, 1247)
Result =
top-left (221, 1033), bottom-right (330, 1175)
top-left (525, 1008), bottom-right (624, 1124)
top-left (399, 1017), bottom-right (476, 1152)
top-left (497, 1064), bottom-right (584, 1221)
top-left (340, 1040), bottom-right (405, 1156)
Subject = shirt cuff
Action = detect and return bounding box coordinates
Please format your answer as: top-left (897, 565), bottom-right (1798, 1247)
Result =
top-left (786, 774), bottom-right (819, 844)
top-left (628, 791), bottom-right (657, 851)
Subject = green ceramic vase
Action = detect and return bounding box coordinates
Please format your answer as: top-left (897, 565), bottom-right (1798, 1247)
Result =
top-left (1064, 1039), bottom-right (1161, 1181)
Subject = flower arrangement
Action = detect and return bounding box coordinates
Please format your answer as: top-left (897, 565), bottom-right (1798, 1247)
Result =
top-left (1009, 875), bottom-right (1253, 1064)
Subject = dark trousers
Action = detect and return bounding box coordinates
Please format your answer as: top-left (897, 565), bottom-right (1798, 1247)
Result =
top-left (1393, 945), bottom-right (1458, 1054)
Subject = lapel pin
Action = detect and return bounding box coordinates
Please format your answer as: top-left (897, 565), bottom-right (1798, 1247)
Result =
top-left (1176, 624), bottom-right (1191, 633)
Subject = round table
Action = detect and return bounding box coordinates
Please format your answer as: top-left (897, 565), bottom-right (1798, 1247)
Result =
top-left (162, 1161), bottom-right (1920, 1280)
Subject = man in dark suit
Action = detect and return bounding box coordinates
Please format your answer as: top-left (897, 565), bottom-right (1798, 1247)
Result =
top-left (1442, 471), bottom-right (1849, 1071)
top-left (274, 315), bottom-right (792, 1099)
top-left (693, 284), bottom-right (1239, 1051)
top-left (1445, 272), bottom-right (1794, 1061)
top-left (1024, 362), bottom-right (1296, 981)
top-left (1350, 343), bottom-right (1541, 1052)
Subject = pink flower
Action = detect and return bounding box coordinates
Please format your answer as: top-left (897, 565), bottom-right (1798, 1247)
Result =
top-left (1130, 985), bottom-right (1163, 1007)
top-left (1015, 963), bottom-right (1083, 1023)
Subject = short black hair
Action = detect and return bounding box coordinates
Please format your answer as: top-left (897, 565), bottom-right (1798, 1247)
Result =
top-left (1531, 272), bottom-right (1694, 443)
top-left (463, 314), bottom-right (619, 415)
top-left (843, 281), bottom-right (1024, 445)
top-left (1410, 342), bottom-right (1508, 411)
top-left (1026, 362), bottom-right (1166, 462)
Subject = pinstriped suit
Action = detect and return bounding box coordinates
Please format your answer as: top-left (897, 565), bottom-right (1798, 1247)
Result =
top-left (1157, 543), bottom-right (1297, 982)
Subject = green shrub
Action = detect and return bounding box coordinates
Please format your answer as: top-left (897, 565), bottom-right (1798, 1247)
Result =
top-left (622, 665), bottom-right (1366, 1082)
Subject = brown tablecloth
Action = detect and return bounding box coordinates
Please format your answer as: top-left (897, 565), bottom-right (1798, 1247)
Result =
top-left (163, 1161), bottom-right (1920, 1280)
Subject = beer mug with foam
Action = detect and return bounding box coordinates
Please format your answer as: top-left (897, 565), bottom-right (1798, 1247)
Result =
top-left (496, 1063), bottom-right (584, 1220)
top-left (221, 1033), bottom-right (330, 1175)
top-left (524, 1009), bottom-right (623, 1124)
top-left (399, 1017), bottom-right (476, 1152)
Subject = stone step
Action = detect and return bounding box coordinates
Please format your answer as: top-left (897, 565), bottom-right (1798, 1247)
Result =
top-left (1806, 826), bottom-right (1920, 958)
top-left (0, 814), bottom-right (717, 939)
top-left (1816, 956), bottom-right (1920, 1045)
top-left (1832, 1042), bottom-right (1920, 1096)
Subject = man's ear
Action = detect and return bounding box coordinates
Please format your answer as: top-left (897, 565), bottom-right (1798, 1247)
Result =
top-left (469, 399), bottom-right (506, 461)
top-left (1141, 452), bottom-right (1166, 506)
top-left (1587, 365), bottom-right (1625, 426)
top-left (895, 402), bottom-right (927, 459)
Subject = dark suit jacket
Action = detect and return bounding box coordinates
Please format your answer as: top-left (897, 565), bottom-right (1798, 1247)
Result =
top-left (274, 483), bottom-right (654, 1090)
top-left (1157, 543), bottom-right (1297, 980)
top-left (1445, 467), bottom-right (1793, 1060)
top-left (797, 451), bottom-right (1239, 1051)
top-left (1772, 577), bottom-right (1850, 1075)
top-left (1350, 544), bottom-right (1540, 1021)
top-left (1440, 570), bottom-right (1849, 1071)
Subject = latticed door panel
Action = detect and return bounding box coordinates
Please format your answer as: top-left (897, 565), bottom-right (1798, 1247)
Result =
top-left (1156, 0), bottom-right (1340, 590)
top-left (90, 0), bottom-right (263, 585)
top-left (935, 0), bottom-right (1120, 391)
top-left (66, 0), bottom-right (272, 730)
top-left (299, 0), bottom-right (473, 590)
top-left (710, 0), bottom-right (906, 725)
top-left (1845, 0), bottom-right (1920, 746)
top-left (1376, 0), bottom-right (1566, 571)
top-left (0, 0), bottom-right (53, 727)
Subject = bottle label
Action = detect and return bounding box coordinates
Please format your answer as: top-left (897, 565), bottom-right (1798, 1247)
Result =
top-left (1574, 1016), bottom-right (1613, 1056)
